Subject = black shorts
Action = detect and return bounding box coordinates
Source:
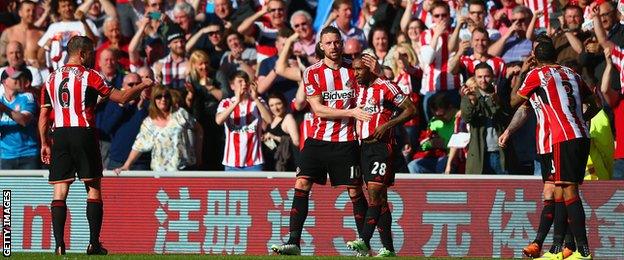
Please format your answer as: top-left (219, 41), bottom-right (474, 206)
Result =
top-left (553, 138), bottom-right (590, 184)
top-left (297, 139), bottom-right (362, 186)
top-left (537, 153), bottom-right (554, 183)
top-left (361, 140), bottom-right (395, 186)
top-left (49, 127), bottom-right (103, 183)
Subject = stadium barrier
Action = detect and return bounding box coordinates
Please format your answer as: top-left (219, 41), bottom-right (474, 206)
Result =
top-left (1, 171), bottom-right (623, 258)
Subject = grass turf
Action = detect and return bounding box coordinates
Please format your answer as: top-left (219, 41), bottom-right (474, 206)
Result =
top-left (6, 253), bottom-right (515, 259)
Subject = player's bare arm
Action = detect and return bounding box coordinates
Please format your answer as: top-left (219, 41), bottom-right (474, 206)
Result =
top-left (371, 96), bottom-right (417, 140)
top-left (307, 94), bottom-right (372, 121)
top-left (498, 104), bottom-right (530, 148)
top-left (108, 77), bottom-right (154, 104)
top-left (38, 106), bottom-right (52, 165)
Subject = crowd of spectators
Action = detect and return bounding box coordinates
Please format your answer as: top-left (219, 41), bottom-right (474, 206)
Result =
top-left (0, 0), bottom-right (623, 179)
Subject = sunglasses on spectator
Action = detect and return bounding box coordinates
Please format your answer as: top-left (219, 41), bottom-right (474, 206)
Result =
top-left (511, 18), bottom-right (526, 23)
top-left (269, 8), bottom-right (285, 13)
top-left (433, 13), bottom-right (448, 18)
top-left (155, 93), bottom-right (171, 100)
top-left (293, 22), bottom-right (308, 28)
top-left (207, 31), bottom-right (220, 36)
top-left (598, 10), bottom-right (614, 18)
top-left (127, 82), bottom-right (141, 87)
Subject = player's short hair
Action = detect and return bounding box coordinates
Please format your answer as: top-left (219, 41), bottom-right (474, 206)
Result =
top-left (18, 0), bottom-right (37, 11)
top-left (332, 0), bottom-right (352, 10)
top-left (67, 36), bottom-right (94, 56)
top-left (474, 62), bottom-right (494, 74)
top-left (319, 26), bottom-right (341, 40)
top-left (534, 41), bottom-right (557, 63)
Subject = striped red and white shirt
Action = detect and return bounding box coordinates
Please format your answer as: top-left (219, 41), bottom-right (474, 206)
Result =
top-left (356, 78), bottom-right (407, 140)
top-left (289, 100), bottom-right (313, 151)
top-left (419, 29), bottom-right (461, 95)
top-left (42, 64), bottom-right (112, 128)
top-left (303, 60), bottom-right (357, 142)
top-left (394, 71), bottom-right (421, 127)
top-left (411, 2), bottom-right (434, 28)
top-left (523, 0), bottom-right (556, 29)
top-left (528, 95), bottom-right (552, 154)
top-left (518, 65), bottom-right (592, 144)
top-left (459, 55), bottom-right (507, 81)
top-left (610, 45), bottom-right (624, 93)
top-left (217, 97), bottom-right (265, 167)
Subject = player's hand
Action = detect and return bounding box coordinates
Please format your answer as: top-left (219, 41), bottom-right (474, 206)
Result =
top-left (362, 54), bottom-right (382, 77)
top-left (41, 144), bottom-right (51, 165)
top-left (350, 105), bottom-right (372, 121)
top-left (371, 123), bottom-right (391, 140)
top-left (498, 130), bottom-right (510, 148)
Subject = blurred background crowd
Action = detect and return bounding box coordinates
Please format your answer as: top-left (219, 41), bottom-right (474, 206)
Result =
top-left (0, 0), bottom-right (623, 179)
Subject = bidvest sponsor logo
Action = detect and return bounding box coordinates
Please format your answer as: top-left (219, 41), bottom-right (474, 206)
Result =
top-left (322, 90), bottom-right (356, 101)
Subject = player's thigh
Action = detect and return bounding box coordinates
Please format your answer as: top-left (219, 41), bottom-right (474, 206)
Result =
top-left (361, 141), bottom-right (395, 186)
top-left (327, 141), bottom-right (361, 186)
top-left (553, 138), bottom-right (590, 184)
top-left (49, 129), bottom-right (76, 183)
top-left (68, 128), bottom-right (104, 181)
top-left (297, 139), bottom-right (329, 185)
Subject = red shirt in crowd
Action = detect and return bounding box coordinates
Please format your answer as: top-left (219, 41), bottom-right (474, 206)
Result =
top-left (217, 97), bottom-right (265, 167)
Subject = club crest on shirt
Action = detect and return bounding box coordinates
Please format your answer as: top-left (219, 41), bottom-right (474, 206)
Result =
top-left (305, 85), bottom-right (316, 96)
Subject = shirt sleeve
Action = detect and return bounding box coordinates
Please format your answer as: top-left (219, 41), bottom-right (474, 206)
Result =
top-left (303, 67), bottom-right (321, 97)
top-left (383, 81), bottom-right (407, 107)
top-left (216, 98), bottom-right (230, 114)
top-left (88, 70), bottom-right (112, 97)
top-left (611, 45), bottom-right (624, 72)
top-left (20, 93), bottom-right (36, 114)
top-left (38, 26), bottom-right (54, 47)
top-left (257, 58), bottom-right (271, 77)
top-left (132, 119), bottom-right (154, 153)
top-left (41, 77), bottom-right (52, 108)
top-left (517, 69), bottom-right (540, 99)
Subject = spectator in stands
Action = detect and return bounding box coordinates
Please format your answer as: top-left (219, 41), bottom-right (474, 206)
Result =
top-left (489, 0), bottom-right (518, 36)
top-left (488, 5), bottom-right (532, 64)
top-left (216, 71), bottom-right (272, 171)
top-left (101, 73), bottom-right (151, 170)
top-left (187, 50), bottom-right (224, 170)
top-left (77, 0), bottom-right (117, 36)
top-left (262, 92), bottom-right (300, 171)
top-left (449, 27), bottom-right (507, 82)
top-left (96, 18), bottom-right (132, 72)
top-left (186, 22), bottom-right (226, 70)
top-left (460, 63), bottom-right (510, 174)
top-left (417, 1), bottom-right (461, 121)
top-left (365, 26), bottom-right (393, 67)
top-left (204, 0), bottom-right (235, 29)
top-left (0, 68), bottom-right (39, 169)
top-left (402, 18), bottom-right (427, 54)
top-left (115, 85), bottom-right (203, 172)
top-left (216, 30), bottom-right (256, 95)
top-left (172, 2), bottom-right (199, 40)
top-left (459, 0), bottom-right (501, 41)
top-left (115, 0), bottom-right (139, 38)
top-left (344, 38), bottom-right (364, 59)
top-left (0, 0), bottom-right (44, 68)
top-left (97, 48), bottom-right (124, 88)
top-left (326, 0), bottom-right (368, 48)
top-left (257, 28), bottom-right (299, 101)
top-left (406, 92), bottom-right (457, 173)
top-left (238, 0), bottom-right (288, 63)
top-left (402, 0), bottom-right (436, 29)
top-left (392, 42), bottom-right (422, 148)
top-left (290, 10), bottom-right (318, 64)
top-left (581, 0), bottom-right (624, 90)
top-left (358, 0), bottom-right (401, 36)
top-left (527, 6), bottom-right (588, 66)
top-left (0, 41), bottom-right (44, 92)
top-left (38, 0), bottom-right (100, 70)
top-left (153, 27), bottom-right (188, 91)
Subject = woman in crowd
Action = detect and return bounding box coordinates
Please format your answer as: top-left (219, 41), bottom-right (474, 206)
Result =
top-left (114, 86), bottom-right (203, 172)
top-left (392, 42), bottom-right (422, 148)
top-left (365, 26), bottom-right (393, 67)
top-left (187, 49), bottom-right (224, 170)
top-left (262, 92), bottom-right (300, 171)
